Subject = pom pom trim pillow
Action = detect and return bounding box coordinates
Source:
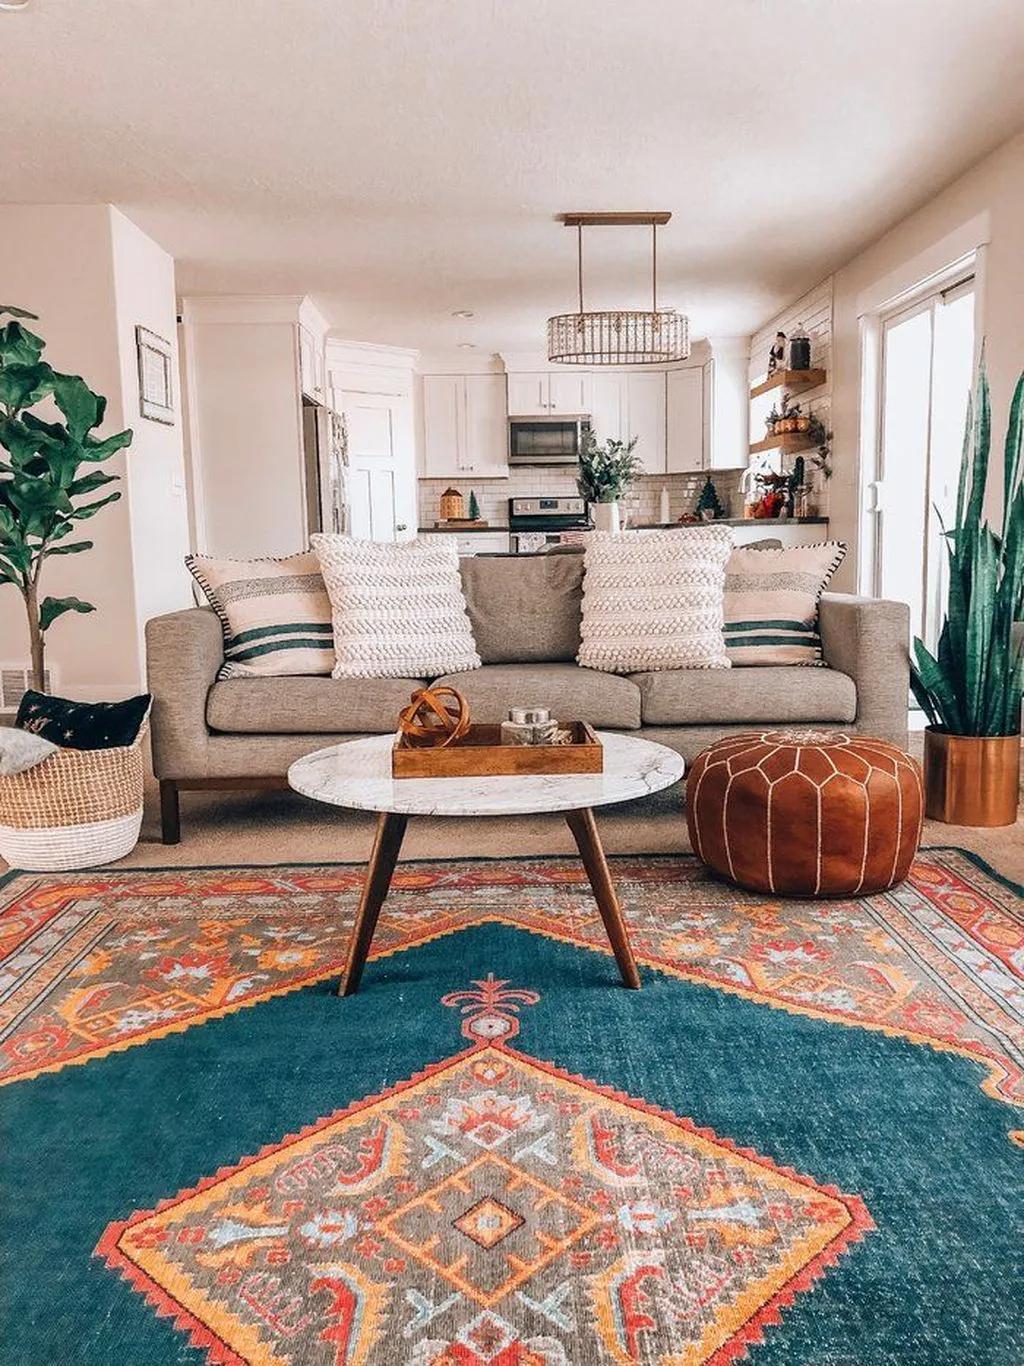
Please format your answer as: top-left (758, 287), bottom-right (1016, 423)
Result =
top-left (577, 526), bottom-right (733, 674)
top-left (311, 534), bottom-right (481, 679)
top-left (724, 540), bottom-right (847, 665)
top-left (186, 552), bottom-right (334, 679)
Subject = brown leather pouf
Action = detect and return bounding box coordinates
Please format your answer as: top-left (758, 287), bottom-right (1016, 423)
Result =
top-left (686, 730), bottom-right (923, 896)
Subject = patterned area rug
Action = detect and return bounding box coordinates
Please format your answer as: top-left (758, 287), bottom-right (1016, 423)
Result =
top-left (1, 849), bottom-right (1022, 1364)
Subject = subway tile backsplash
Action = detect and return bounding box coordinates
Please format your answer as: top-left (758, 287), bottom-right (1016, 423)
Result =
top-left (419, 470), bottom-right (745, 528)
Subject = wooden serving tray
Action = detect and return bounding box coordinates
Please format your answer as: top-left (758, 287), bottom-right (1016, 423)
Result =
top-left (392, 722), bottom-right (602, 778)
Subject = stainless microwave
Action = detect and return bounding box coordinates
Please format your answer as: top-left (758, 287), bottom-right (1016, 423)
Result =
top-left (508, 417), bottom-right (590, 466)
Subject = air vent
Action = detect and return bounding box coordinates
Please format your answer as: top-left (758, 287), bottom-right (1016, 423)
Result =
top-left (0, 666), bottom-right (53, 712)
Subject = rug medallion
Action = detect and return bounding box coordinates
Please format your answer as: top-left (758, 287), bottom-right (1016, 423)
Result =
top-left (97, 975), bottom-right (871, 1365)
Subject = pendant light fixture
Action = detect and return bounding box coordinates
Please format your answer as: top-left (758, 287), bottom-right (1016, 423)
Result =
top-left (547, 212), bottom-right (689, 365)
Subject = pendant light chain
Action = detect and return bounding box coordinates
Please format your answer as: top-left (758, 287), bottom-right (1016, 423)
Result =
top-left (577, 224), bottom-right (584, 314)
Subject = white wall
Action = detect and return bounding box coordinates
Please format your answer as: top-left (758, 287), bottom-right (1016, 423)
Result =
top-left (109, 208), bottom-right (192, 656)
top-left (180, 298), bottom-right (309, 558)
top-left (828, 128), bottom-right (1024, 591)
top-left (0, 204), bottom-right (190, 698)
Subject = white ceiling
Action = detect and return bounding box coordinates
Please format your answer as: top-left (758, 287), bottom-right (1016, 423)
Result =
top-left (5, 0), bottom-right (1023, 352)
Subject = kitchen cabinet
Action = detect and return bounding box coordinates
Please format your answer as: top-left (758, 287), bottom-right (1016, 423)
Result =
top-left (666, 368), bottom-right (704, 472)
top-left (507, 372), bottom-right (589, 416)
top-left (624, 373), bottom-right (667, 474)
top-left (588, 373), bottom-right (624, 446)
top-left (453, 531), bottom-right (510, 555)
top-left (421, 374), bottom-right (508, 477)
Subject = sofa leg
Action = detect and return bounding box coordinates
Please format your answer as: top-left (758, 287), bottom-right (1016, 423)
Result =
top-left (159, 780), bottom-right (181, 845)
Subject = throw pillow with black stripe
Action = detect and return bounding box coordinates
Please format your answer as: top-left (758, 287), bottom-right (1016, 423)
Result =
top-left (185, 552), bottom-right (335, 679)
top-left (723, 541), bottom-right (847, 665)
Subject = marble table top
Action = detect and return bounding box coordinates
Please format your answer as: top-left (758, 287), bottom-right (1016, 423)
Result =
top-left (288, 732), bottom-right (684, 817)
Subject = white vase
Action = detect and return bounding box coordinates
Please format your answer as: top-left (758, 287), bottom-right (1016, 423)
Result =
top-left (592, 501), bottom-right (620, 534)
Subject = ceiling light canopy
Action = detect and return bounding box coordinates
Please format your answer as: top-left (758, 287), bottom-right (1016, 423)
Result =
top-left (547, 212), bottom-right (689, 366)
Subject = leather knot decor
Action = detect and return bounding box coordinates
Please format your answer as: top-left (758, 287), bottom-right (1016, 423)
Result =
top-left (686, 730), bottom-right (923, 896)
top-left (397, 686), bottom-right (470, 748)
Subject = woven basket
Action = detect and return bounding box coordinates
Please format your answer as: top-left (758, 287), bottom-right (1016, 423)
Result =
top-left (0, 729), bottom-right (146, 871)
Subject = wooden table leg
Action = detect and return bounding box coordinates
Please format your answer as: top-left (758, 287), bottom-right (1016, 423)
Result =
top-left (565, 807), bottom-right (641, 989)
top-left (340, 811), bottom-right (408, 997)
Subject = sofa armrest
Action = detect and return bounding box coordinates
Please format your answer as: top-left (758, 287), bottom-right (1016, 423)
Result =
top-left (818, 593), bottom-right (909, 748)
top-left (145, 608), bottom-right (222, 779)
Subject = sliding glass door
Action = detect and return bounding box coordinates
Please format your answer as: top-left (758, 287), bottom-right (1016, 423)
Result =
top-left (873, 278), bottom-right (974, 651)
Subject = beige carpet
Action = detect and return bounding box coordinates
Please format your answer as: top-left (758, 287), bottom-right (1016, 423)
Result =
top-left (3, 736), bottom-right (1022, 883)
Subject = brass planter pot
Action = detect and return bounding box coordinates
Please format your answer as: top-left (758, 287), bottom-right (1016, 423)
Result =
top-left (923, 728), bottom-right (1021, 827)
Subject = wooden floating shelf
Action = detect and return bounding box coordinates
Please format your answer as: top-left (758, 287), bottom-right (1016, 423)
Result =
top-left (750, 369), bottom-right (827, 400)
top-left (749, 432), bottom-right (820, 457)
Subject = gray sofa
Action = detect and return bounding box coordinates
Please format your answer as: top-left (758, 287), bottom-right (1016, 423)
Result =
top-left (146, 552), bottom-right (910, 842)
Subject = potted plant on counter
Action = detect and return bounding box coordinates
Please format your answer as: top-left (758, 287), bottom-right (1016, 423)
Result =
top-left (577, 431), bottom-right (641, 534)
top-left (911, 362), bottom-right (1023, 826)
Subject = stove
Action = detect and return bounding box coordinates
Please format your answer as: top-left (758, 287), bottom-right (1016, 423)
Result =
top-left (507, 496), bottom-right (591, 552)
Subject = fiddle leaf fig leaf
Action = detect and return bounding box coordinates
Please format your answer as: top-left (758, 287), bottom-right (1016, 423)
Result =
top-left (51, 372), bottom-right (103, 441)
top-left (43, 539), bottom-right (93, 556)
top-left (0, 321), bottom-right (46, 367)
top-left (68, 469), bottom-right (118, 496)
top-left (81, 427), bottom-right (132, 461)
top-left (70, 490), bottom-right (121, 520)
top-left (0, 362), bottom-right (54, 415)
top-left (39, 595), bottom-right (95, 632)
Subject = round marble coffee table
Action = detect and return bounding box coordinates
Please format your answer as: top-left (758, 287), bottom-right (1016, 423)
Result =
top-left (288, 732), bottom-right (683, 996)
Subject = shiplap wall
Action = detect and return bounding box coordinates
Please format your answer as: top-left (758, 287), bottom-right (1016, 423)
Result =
top-left (748, 277), bottom-right (834, 514)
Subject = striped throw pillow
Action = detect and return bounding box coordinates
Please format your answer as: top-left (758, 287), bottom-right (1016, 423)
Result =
top-left (724, 541), bottom-right (847, 665)
top-left (186, 553), bottom-right (334, 679)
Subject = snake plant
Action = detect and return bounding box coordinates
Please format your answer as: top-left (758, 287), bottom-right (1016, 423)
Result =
top-left (910, 362), bottom-right (1024, 736)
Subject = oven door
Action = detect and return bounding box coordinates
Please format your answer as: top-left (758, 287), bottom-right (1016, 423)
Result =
top-left (508, 419), bottom-right (587, 465)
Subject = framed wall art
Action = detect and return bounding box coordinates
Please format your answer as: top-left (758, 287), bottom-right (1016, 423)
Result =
top-left (135, 325), bottom-right (175, 424)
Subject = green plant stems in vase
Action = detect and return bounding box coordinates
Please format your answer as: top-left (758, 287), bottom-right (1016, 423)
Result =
top-left (910, 359), bottom-right (1023, 825)
top-left (0, 305), bottom-right (133, 692)
top-left (577, 432), bottom-right (641, 533)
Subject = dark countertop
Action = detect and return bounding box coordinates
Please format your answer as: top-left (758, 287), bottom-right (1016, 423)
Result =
top-left (419, 523), bottom-right (510, 533)
top-left (634, 516), bottom-right (829, 529)
top-left (419, 516), bottom-right (829, 533)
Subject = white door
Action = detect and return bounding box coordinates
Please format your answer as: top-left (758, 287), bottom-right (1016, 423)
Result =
top-left (367, 467), bottom-right (397, 542)
top-left (666, 368), bottom-right (704, 472)
top-left (625, 373), bottom-right (667, 474)
top-left (872, 278), bottom-right (975, 649)
top-left (508, 374), bottom-right (549, 415)
top-left (421, 376), bottom-right (462, 476)
top-left (548, 372), bottom-right (590, 415)
top-left (588, 373), bottom-right (624, 445)
top-left (461, 375), bottom-right (509, 477)
top-left (344, 393), bottom-right (395, 462)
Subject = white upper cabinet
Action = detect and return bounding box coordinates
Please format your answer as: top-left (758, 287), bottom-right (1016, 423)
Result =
top-left (507, 373), bottom-right (549, 416)
top-left (507, 371), bottom-right (591, 416)
top-left (421, 374), bottom-right (509, 478)
top-left (666, 368), bottom-right (705, 472)
top-left (588, 373), bottom-right (624, 445)
top-left (548, 371), bottom-right (591, 414)
top-left (624, 372), bottom-right (667, 474)
top-left (461, 375), bottom-right (509, 477)
top-left (422, 376), bottom-right (461, 474)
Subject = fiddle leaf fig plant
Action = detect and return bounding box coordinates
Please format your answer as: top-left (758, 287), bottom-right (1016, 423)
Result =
top-left (0, 306), bottom-right (133, 691)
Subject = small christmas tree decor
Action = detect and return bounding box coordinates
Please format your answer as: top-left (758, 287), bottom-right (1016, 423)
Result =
top-left (467, 489), bottom-right (481, 521)
top-left (695, 475), bottom-right (724, 520)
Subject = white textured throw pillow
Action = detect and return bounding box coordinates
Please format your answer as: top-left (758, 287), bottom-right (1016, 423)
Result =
top-left (311, 535), bottom-right (482, 679)
top-left (577, 527), bottom-right (734, 673)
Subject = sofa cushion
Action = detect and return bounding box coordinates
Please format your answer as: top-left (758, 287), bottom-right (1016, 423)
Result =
top-left (459, 554), bottom-right (584, 663)
top-left (632, 666), bottom-right (857, 726)
top-left (433, 663), bottom-right (641, 729)
top-left (206, 676), bottom-right (425, 735)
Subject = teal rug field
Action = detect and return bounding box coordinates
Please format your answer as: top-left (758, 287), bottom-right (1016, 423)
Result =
top-left (1, 852), bottom-right (1021, 1363)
